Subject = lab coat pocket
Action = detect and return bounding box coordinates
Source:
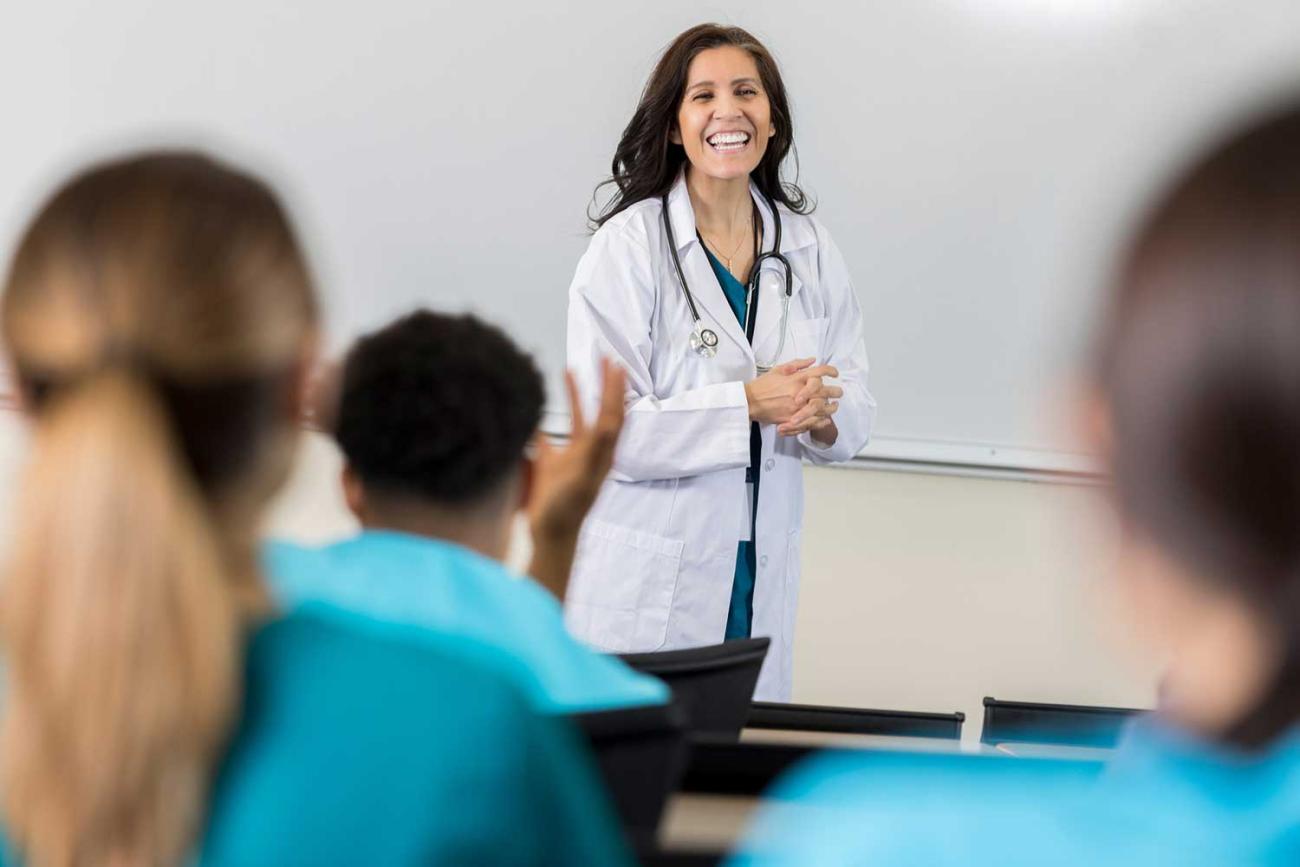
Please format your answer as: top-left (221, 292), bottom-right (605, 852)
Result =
top-left (791, 317), bottom-right (830, 362)
top-left (565, 518), bottom-right (684, 653)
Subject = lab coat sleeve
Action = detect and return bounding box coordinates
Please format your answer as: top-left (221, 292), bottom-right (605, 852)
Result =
top-left (798, 228), bottom-right (876, 465)
top-left (567, 224), bottom-right (751, 483)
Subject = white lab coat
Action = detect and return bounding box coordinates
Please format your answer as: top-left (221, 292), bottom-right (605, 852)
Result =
top-left (564, 173), bottom-right (875, 700)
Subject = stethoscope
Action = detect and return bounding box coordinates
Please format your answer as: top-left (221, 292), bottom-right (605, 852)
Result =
top-left (662, 189), bottom-right (793, 373)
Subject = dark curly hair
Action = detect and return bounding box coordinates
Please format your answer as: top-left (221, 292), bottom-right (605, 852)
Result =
top-left (334, 309), bottom-right (544, 504)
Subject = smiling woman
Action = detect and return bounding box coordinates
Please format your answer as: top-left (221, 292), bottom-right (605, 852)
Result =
top-left (565, 24), bottom-right (877, 700)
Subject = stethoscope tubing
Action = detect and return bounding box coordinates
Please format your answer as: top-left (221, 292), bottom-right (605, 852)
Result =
top-left (662, 188), bottom-right (794, 368)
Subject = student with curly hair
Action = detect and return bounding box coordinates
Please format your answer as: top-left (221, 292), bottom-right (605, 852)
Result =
top-left (267, 310), bottom-right (668, 714)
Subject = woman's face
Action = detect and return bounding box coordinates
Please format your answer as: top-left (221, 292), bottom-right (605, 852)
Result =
top-left (673, 45), bottom-right (776, 183)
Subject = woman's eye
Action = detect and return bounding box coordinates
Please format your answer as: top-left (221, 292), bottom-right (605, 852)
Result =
top-left (692, 92), bottom-right (712, 102)
top-left (738, 88), bottom-right (758, 97)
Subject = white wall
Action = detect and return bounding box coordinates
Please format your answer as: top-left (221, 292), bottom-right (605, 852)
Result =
top-left (793, 465), bottom-right (1156, 742)
top-left (13, 1), bottom-right (1300, 472)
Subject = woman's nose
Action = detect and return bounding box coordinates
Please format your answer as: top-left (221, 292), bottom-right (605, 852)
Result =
top-left (713, 97), bottom-right (743, 120)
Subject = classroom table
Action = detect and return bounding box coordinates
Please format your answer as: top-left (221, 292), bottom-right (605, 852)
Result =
top-left (994, 741), bottom-right (1116, 761)
top-left (739, 727), bottom-right (992, 753)
top-left (659, 728), bottom-right (1115, 855)
top-left (666, 730), bottom-right (979, 850)
top-left (683, 728), bottom-right (1000, 795)
top-left (659, 792), bottom-right (760, 852)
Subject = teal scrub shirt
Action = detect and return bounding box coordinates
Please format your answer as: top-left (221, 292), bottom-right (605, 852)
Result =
top-left (728, 718), bottom-right (1300, 866)
top-left (0, 605), bottom-right (633, 867)
top-left (703, 247), bottom-right (763, 641)
top-left (264, 531), bottom-right (669, 714)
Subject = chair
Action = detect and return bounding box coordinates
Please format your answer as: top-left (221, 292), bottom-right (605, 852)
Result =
top-left (569, 701), bottom-right (688, 847)
top-left (679, 737), bottom-right (819, 796)
top-left (980, 696), bottom-right (1144, 748)
top-left (619, 638), bottom-right (769, 737)
top-left (748, 701), bottom-right (964, 740)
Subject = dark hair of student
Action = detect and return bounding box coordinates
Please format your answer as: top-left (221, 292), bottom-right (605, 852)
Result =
top-left (589, 23), bottom-right (811, 230)
top-left (1095, 103), bottom-right (1300, 750)
top-left (334, 309), bottom-right (545, 504)
top-left (0, 152), bottom-right (316, 866)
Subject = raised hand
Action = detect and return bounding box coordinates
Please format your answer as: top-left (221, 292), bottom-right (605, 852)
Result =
top-left (526, 359), bottom-right (627, 598)
top-left (300, 359), bottom-right (341, 432)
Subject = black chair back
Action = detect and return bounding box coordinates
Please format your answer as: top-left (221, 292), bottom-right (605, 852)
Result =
top-left (570, 701), bottom-right (688, 847)
top-left (619, 638), bottom-right (769, 737)
top-left (748, 701), bottom-right (964, 740)
top-left (980, 696), bottom-right (1143, 748)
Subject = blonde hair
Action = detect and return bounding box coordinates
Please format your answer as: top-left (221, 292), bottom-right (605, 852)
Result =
top-left (0, 153), bottom-right (317, 866)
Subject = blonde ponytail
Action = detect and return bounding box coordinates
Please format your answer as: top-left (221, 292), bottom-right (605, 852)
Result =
top-left (1, 370), bottom-right (242, 867)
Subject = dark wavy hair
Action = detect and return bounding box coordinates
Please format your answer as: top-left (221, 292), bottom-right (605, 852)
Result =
top-left (335, 309), bottom-right (544, 504)
top-left (1095, 102), bottom-right (1300, 750)
top-left (589, 23), bottom-right (811, 229)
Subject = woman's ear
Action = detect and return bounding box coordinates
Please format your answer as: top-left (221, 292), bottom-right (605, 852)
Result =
top-left (669, 124), bottom-right (682, 145)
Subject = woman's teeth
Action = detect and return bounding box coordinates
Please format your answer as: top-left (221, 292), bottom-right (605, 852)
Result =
top-left (707, 132), bottom-right (751, 153)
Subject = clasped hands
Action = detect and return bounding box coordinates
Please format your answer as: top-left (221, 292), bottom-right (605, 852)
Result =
top-left (743, 357), bottom-right (841, 439)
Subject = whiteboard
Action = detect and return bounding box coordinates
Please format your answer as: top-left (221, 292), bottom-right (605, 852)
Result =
top-left (5, 0), bottom-right (1300, 472)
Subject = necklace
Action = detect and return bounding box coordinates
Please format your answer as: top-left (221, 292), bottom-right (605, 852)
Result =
top-left (698, 217), bottom-right (753, 271)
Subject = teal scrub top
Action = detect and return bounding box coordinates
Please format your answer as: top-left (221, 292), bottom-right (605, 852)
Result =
top-left (703, 247), bottom-right (762, 641)
top-left (264, 531), bottom-right (669, 714)
top-left (0, 605), bottom-right (633, 867)
top-left (728, 718), bottom-right (1300, 866)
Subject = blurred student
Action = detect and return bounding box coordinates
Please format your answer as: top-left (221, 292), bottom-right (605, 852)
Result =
top-left (267, 310), bottom-right (669, 714)
top-left (729, 102), bottom-right (1300, 866)
top-left (0, 153), bottom-right (632, 867)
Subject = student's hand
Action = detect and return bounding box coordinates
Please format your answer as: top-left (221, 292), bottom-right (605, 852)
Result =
top-left (301, 360), bottom-right (342, 432)
top-left (527, 359), bottom-right (627, 543)
top-left (526, 360), bottom-right (625, 601)
top-left (744, 358), bottom-right (839, 426)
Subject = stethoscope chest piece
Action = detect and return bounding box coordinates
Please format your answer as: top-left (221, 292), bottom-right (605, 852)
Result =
top-left (690, 325), bottom-right (719, 359)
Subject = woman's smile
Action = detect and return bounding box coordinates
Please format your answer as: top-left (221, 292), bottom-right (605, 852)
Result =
top-left (706, 130), bottom-right (753, 155)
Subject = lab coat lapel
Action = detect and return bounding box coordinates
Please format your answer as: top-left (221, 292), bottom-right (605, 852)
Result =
top-left (665, 176), bottom-right (752, 358)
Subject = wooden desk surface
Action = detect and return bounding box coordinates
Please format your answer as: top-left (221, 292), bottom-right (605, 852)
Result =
top-left (659, 792), bottom-right (760, 851)
top-left (739, 727), bottom-right (997, 755)
top-left (662, 732), bottom-right (1112, 851)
